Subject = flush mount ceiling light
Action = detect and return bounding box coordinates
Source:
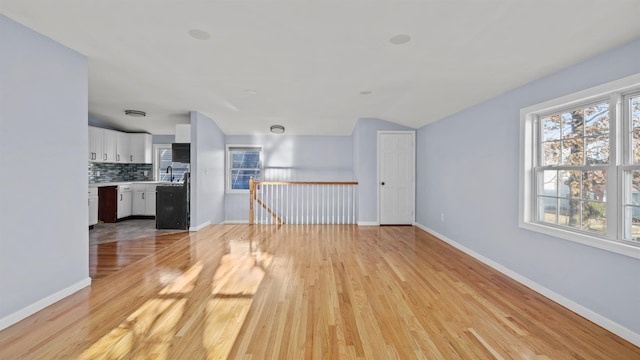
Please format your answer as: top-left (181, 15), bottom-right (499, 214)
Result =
top-left (188, 29), bottom-right (211, 40)
top-left (270, 125), bottom-right (285, 134)
top-left (124, 110), bottom-right (146, 117)
top-left (389, 34), bottom-right (411, 45)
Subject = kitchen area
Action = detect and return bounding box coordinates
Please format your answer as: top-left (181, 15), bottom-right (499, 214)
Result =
top-left (88, 124), bottom-right (192, 244)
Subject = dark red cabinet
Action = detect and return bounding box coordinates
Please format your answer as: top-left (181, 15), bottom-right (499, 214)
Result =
top-left (98, 186), bottom-right (117, 223)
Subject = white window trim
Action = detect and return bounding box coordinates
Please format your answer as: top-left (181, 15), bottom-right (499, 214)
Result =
top-left (519, 73), bottom-right (640, 260)
top-left (153, 144), bottom-right (170, 181)
top-left (226, 144), bottom-right (263, 194)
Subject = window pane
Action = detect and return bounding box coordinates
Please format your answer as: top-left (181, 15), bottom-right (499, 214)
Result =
top-left (624, 170), bottom-right (640, 239)
top-left (228, 147), bottom-right (261, 191)
top-left (538, 197), bottom-right (557, 224)
top-left (630, 95), bottom-right (640, 129)
top-left (584, 103), bottom-right (609, 135)
top-left (624, 206), bottom-right (640, 242)
top-left (582, 170), bottom-right (606, 201)
top-left (631, 170), bottom-right (640, 206)
top-left (230, 169), bottom-right (260, 190)
top-left (157, 147), bottom-right (189, 182)
top-left (558, 199), bottom-right (580, 228)
top-left (585, 135), bottom-right (609, 165)
top-left (159, 148), bottom-right (172, 169)
top-left (561, 110), bottom-right (584, 139)
top-left (582, 201), bottom-right (606, 234)
top-left (632, 130), bottom-right (640, 164)
top-left (540, 170), bottom-right (558, 197)
top-left (542, 141), bottom-right (561, 165)
top-left (231, 150), bottom-right (260, 169)
top-left (562, 138), bottom-right (583, 165)
top-left (559, 170), bottom-right (580, 199)
top-left (633, 96), bottom-right (640, 163)
top-left (542, 115), bottom-right (560, 141)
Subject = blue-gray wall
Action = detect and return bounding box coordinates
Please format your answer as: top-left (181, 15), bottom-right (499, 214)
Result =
top-left (0, 15), bottom-right (90, 329)
top-left (152, 135), bottom-right (175, 144)
top-left (88, 115), bottom-right (117, 130)
top-left (190, 111), bottom-right (225, 228)
top-left (225, 135), bottom-right (354, 222)
top-left (352, 118), bottom-right (413, 224)
top-left (416, 39), bottom-right (640, 338)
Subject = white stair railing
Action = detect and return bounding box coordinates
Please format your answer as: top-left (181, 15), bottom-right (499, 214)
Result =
top-left (249, 178), bottom-right (358, 225)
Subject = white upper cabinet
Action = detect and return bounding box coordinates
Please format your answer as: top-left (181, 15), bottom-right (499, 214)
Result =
top-left (130, 133), bottom-right (152, 164)
top-left (102, 129), bottom-right (117, 162)
top-left (89, 126), bottom-right (115, 162)
top-left (116, 132), bottom-right (131, 163)
top-left (88, 127), bottom-right (103, 161)
top-left (89, 126), bottom-right (152, 163)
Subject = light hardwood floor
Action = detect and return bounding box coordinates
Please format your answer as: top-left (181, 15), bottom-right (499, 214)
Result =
top-left (88, 219), bottom-right (189, 279)
top-left (1, 225), bottom-right (638, 359)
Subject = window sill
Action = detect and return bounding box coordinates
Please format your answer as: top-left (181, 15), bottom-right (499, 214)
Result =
top-left (519, 221), bottom-right (640, 260)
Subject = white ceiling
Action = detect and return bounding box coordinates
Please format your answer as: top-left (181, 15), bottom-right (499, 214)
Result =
top-left (1, 1), bottom-right (639, 135)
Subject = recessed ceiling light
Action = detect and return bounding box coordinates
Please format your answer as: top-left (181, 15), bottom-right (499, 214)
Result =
top-left (270, 125), bottom-right (285, 134)
top-left (360, 91), bottom-right (372, 95)
top-left (389, 34), bottom-right (411, 45)
top-left (124, 110), bottom-right (146, 117)
top-left (188, 29), bottom-right (210, 40)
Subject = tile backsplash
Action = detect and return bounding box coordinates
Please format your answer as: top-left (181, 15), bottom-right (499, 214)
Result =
top-left (89, 163), bottom-right (154, 183)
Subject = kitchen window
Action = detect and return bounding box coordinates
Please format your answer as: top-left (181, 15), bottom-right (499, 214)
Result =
top-left (153, 144), bottom-right (189, 182)
top-left (520, 73), bottom-right (640, 259)
top-left (227, 145), bottom-right (262, 193)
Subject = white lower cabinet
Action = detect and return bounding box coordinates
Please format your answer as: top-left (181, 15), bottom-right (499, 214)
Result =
top-left (89, 188), bottom-right (98, 226)
top-left (132, 184), bottom-right (156, 216)
top-left (132, 185), bottom-right (146, 215)
top-left (145, 185), bottom-right (156, 216)
top-left (117, 185), bottom-right (132, 219)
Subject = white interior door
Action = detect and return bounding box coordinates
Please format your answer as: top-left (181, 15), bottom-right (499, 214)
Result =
top-left (379, 131), bottom-right (415, 225)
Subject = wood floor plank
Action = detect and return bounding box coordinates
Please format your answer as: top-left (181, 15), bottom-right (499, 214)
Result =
top-left (0, 224), bottom-right (638, 359)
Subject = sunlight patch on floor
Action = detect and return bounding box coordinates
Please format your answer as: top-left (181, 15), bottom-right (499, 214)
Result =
top-left (204, 251), bottom-right (272, 359)
top-left (77, 262), bottom-right (203, 359)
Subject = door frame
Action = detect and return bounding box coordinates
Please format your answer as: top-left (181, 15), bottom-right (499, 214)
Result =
top-left (377, 130), bottom-right (416, 225)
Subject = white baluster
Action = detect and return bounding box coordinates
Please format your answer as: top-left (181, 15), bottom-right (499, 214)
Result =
top-left (321, 185), bottom-right (325, 224)
top-left (353, 184), bottom-right (356, 224)
top-left (339, 185), bottom-right (343, 224)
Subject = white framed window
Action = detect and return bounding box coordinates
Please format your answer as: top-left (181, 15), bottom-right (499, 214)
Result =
top-left (153, 144), bottom-right (189, 182)
top-left (520, 73), bottom-right (640, 259)
top-left (226, 145), bottom-right (262, 193)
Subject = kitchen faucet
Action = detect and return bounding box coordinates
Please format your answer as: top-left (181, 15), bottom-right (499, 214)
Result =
top-left (166, 166), bottom-right (174, 182)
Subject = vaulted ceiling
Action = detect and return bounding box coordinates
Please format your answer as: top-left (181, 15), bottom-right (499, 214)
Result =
top-left (1, 1), bottom-right (639, 135)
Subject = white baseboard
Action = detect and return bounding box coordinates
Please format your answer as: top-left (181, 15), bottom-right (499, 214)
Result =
top-left (189, 221), bottom-right (210, 232)
top-left (0, 277), bottom-right (91, 331)
top-left (413, 222), bottom-right (640, 347)
top-left (227, 220), bottom-right (376, 226)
